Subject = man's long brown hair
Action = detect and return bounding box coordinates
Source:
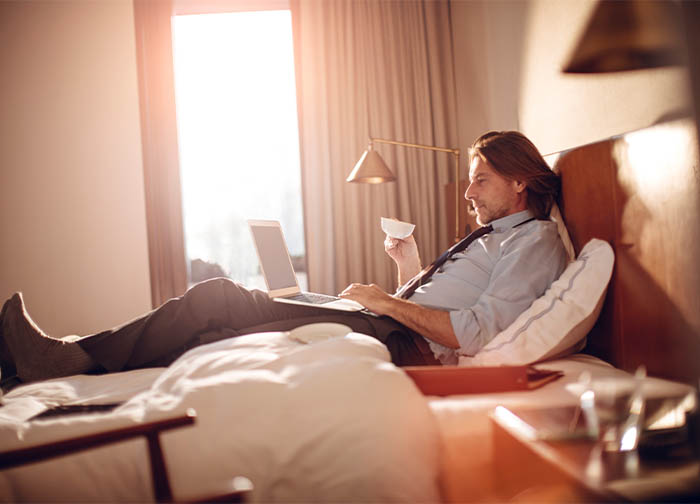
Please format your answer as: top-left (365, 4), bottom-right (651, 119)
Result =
top-left (469, 131), bottom-right (560, 220)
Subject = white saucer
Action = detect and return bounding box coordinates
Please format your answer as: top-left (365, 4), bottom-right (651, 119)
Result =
top-left (288, 323), bottom-right (353, 344)
top-left (380, 217), bottom-right (415, 239)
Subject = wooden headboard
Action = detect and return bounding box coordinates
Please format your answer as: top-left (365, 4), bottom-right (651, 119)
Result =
top-left (549, 118), bottom-right (700, 385)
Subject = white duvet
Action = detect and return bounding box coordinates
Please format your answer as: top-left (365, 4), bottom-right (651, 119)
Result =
top-left (0, 332), bottom-right (441, 503)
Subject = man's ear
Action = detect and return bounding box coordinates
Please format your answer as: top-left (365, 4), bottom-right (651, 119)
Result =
top-left (512, 180), bottom-right (527, 194)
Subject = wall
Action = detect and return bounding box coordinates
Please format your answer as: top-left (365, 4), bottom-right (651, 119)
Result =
top-left (452, 0), bottom-right (691, 157)
top-left (451, 0), bottom-right (524, 156)
top-left (0, 0), bottom-right (151, 338)
top-left (519, 0), bottom-right (692, 155)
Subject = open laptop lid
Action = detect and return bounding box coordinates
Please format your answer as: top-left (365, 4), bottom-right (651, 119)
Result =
top-left (248, 219), bottom-right (302, 298)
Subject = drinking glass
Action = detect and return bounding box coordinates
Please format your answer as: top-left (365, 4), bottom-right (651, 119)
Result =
top-left (590, 367), bottom-right (646, 452)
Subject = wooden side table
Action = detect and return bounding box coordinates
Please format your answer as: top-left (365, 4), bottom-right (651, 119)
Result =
top-left (490, 405), bottom-right (700, 502)
top-left (0, 409), bottom-right (252, 503)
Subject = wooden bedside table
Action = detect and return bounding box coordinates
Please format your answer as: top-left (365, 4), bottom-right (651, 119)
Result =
top-left (490, 405), bottom-right (700, 502)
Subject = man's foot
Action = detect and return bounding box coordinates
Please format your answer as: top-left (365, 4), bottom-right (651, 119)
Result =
top-left (0, 297), bottom-right (18, 382)
top-left (3, 293), bottom-right (95, 383)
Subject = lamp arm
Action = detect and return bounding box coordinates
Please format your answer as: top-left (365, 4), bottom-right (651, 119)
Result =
top-left (370, 137), bottom-right (462, 243)
top-left (370, 137), bottom-right (459, 156)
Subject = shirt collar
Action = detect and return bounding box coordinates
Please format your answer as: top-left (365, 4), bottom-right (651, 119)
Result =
top-left (488, 209), bottom-right (535, 232)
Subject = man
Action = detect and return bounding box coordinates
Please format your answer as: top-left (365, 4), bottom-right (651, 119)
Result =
top-left (0, 131), bottom-right (567, 385)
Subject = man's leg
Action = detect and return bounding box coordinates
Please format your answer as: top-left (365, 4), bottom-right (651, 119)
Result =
top-left (79, 277), bottom-right (333, 372)
top-left (83, 275), bottom-right (440, 369)
top-left (0, 278), bottom-right (308, 382)
top-left (92, 276), bottom-right (438, 369)
top-left (1, 277), bottom-right (438, 383)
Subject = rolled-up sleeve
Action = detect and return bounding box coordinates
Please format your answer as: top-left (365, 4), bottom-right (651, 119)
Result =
top-left (449, 230), bottom-right (567, 356)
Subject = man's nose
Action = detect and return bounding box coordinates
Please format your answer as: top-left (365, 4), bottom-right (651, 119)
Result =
top-left (465, 183), bottom-right (475, 201)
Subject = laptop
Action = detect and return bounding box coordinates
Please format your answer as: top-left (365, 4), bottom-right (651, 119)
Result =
top-left (248, 220), bottom-right (365, 312)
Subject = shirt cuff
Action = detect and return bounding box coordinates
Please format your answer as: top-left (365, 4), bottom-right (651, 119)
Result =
top-left (449, 309), bottom-right (483, 356)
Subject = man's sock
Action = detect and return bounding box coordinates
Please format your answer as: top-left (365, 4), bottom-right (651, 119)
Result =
top-left (2, 293), bottom-right (97, 383)
top-left (0, 298), bottom-right (18, 381)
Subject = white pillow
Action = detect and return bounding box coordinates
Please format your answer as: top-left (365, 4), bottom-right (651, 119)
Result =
top-left (458, 238), bottom-right (614, 367)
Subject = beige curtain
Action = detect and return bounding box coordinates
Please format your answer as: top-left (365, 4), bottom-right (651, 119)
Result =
top-left (291, 0), bottom-right (460, 295)
top-left (133, 0), bottom-right (188, 307)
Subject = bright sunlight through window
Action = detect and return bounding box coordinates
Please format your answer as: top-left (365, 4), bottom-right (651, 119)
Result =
top-left (172, 10), bottom-right (306, 290)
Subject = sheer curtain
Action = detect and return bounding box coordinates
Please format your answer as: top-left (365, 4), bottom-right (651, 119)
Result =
top-left (133, 0), bottom-right (188, 307)
top-left (291, 0), bottom-right (461, 295)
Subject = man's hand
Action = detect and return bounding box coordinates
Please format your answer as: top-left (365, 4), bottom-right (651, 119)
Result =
top-left (384, 235), bottom-right (421, 284)
top-left (339, 283), bottom-right (395, 316)
top-left (340, 282), bottom-right (460, 349)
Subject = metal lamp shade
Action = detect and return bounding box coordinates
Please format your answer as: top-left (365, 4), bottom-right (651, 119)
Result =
top-left (563, 0), bottom-right (686, 73)
top-left (346, 148), bottom-right (397, 183)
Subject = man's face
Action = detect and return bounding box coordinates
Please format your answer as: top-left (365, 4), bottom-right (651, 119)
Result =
top-left (465, 156), bottom-right (526, 225)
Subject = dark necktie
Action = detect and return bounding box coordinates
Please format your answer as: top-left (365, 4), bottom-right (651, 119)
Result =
top-left (395, 224), bottom-right (493, 299)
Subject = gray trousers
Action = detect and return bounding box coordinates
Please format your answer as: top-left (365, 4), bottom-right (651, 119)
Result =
top-left (78, 278), bottom-right (439, 372)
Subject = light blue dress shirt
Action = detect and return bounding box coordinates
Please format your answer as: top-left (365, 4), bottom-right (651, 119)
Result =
top-left (407, 210), bottom-right (568, 364)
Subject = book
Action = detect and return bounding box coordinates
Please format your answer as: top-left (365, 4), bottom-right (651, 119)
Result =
top-left (402, 365), bottom-right (564, 396)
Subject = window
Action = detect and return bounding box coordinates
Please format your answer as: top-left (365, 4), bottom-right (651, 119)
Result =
top-left (171, 10), bottom-right (306, 290)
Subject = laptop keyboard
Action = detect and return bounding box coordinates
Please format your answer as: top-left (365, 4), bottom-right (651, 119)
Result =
top-left (288, 292), bottom-right (339, 304)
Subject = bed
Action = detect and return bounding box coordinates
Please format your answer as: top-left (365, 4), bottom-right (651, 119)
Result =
top-left (0, 336), bottom-right (694, 503)
top-left (1, 118), bottom-right (699, 502)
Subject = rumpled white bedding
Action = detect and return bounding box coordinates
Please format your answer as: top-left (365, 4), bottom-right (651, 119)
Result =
top-left (0, 332), bottom-right (442, 503)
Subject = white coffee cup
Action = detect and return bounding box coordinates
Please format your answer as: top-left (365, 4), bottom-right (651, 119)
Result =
top-left (380, 217), bottom-right (415, 239)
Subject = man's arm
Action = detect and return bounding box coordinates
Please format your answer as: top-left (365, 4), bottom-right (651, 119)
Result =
top-left (343, 223), bottom-right (568, 356)
top-left (339, 284), bottom-right (459, 348)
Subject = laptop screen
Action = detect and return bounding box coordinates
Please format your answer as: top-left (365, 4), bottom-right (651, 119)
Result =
top-left (249, 222), bottom-right (298, 291)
